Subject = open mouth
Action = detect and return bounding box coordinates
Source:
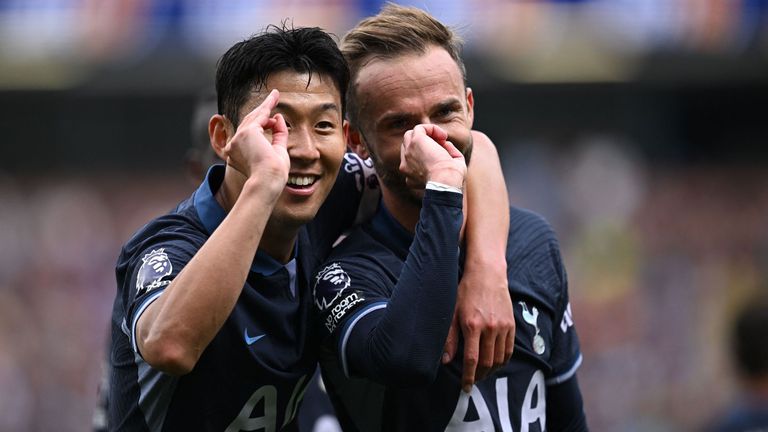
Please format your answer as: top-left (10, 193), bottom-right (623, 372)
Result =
top-left (286, 175), bottom-right (318, 189)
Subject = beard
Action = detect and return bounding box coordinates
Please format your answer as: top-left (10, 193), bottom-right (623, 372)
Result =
top-left (370, 151), bottom-right (424, 207)
top-left (367, 132), bottom-right (473, 208)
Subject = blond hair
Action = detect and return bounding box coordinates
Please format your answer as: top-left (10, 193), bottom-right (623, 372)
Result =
top-left (341, 3), bottom-right (466, 127)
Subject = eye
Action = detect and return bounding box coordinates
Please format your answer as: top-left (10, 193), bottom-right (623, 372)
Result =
top-left (316, 121), bottom-right (335, 130)
top-left (436, 105), bottom-right (460, 119)
top-left (386, 118), bottom-right (411, 132)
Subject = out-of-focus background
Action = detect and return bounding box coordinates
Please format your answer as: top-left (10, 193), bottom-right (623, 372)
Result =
top-left (0, 0), bottom-right (766, 430)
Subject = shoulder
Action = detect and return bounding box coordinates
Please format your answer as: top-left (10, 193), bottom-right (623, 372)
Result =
top-left (508, 207), bottom-right (560, 254)
top-left (118, 204), bottom-right (206, 275)
top-left (316, 228), bottom-right (393, 286)
top-left (506, 207), bottom-right (566, 292)
top-left (312, 228), bottom-right (396, 306)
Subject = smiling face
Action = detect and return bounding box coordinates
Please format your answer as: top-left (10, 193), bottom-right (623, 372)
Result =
top-left (241, 70), bottom-right (346, 229)
top-left (352, 45), bottom-right (474, 204)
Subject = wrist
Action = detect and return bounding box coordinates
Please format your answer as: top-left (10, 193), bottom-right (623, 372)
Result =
top-left (426, 165), bottom-right (465, 190)
top-left (241, 176), bottom-right (284, 203)
top-left (463, 254), bottom-right (507, 277)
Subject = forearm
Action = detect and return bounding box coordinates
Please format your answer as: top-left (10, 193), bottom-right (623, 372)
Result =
top-left (138, 180), bottom-right (277, 374)
top-left (348, 191), bottom-right (462, 385)
top-left (546, 376), bottom-right (589, 431)
top-left (465, 131), bottom-right (509, 270)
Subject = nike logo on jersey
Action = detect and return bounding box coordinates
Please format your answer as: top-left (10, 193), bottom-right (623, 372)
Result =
top-left (244, 328), bottom-right (265, 346)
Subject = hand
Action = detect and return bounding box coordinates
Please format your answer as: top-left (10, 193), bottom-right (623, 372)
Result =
top-left (223, 89), bottom-right (290, 196)
top-left (443, 261), bottom-right (515, 392)
top-left (399, 124), bottom-right (466, 190)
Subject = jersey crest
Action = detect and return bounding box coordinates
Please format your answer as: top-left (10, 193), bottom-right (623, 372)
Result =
top-left (519, 301), bottom-right (546, 355)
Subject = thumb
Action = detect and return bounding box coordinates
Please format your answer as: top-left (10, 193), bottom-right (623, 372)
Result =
top-left (269, 113), bottom-right (288, 149)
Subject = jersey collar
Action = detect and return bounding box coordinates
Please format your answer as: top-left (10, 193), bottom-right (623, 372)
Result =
top-left (367, 201), bottom-right (413, 261)
top-left (193, 164), bottom-right (298, 276)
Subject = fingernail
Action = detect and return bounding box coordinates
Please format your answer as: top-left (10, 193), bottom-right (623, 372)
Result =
top-left (463, 385), bottom-right (472, 393)
top-left (442, 353), bottom-right (450, 363)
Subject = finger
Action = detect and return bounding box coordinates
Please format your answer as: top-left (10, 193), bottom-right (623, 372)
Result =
top-left (414, 124), bottom-right (448, 143)
top-left (260, 89), bottom-right (280, 114)
top-left (461, 327), bottom-right (480, 393)
top-left (403, 130), bottom-right (413, 148)
top-left (243, 89), bottom-right (281, 124)
top-left (442, 313), bottom-right (459, 364)
top-left (269, 113), bottom-right (288, 149)
top-left (494, 330), bottom-right (507, 367)
top-left (476, 330), bottom-right (496, 382)
top-left (505, 326), bottom-right (515, 363)
top-left (442, 140), bottom-right (464, 160)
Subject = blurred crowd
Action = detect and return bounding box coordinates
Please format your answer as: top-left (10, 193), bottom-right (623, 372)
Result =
top-left (1, 0), bottom-right (767, 89)
top-left (0, 173), bottom-right (190, 430)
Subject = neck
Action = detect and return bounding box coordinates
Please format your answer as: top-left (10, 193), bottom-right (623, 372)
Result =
top-left (381, 187), bottom-right (421, 234)
top-left (258, 218), bottom-right (299, 264)
top-left (381, 186), bottom-right (468, 240)
top-left (215, 168), bottom-right (242, 214)
top-left (216, 167), bottom-right (298, 264)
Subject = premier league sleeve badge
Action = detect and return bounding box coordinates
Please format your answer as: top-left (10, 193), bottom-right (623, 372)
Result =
top-left (135, 248), bottom-right (174, 297)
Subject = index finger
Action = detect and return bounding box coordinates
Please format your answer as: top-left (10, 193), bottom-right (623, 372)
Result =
top-left (413, 124), bottom-right (448, 144)
top-left (242, 89), bottom-right (281, 125)
top-left (461, 328), bottom-right (480, 393)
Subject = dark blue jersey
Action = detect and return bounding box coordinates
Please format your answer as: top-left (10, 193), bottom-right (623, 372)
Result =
top-left (109, 154), bottom-right (375, 432)
top-left (313, 204), bottom-right (586, 432)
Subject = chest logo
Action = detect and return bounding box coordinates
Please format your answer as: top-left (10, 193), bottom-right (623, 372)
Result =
top-left (519, 301), bottom-right (546, 355)
top-left (136, 249), bottom-right (173, 296)
top-left (244, 328), bottom-right (265, 346)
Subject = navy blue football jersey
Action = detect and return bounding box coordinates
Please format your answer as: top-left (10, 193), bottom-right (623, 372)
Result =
top-left (109, 153), bottom-right (375, 432)
top-left (313, 204), bottom-right (586, 432)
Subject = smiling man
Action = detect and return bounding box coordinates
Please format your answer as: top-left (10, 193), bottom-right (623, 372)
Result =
top-left (108, 27), bottom-right (358, 431)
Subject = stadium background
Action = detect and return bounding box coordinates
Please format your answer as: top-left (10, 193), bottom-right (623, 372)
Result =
top-left (0, 0), bottom-right (766, 430)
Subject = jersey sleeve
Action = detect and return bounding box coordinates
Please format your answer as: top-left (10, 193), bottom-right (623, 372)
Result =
top-left (121, 238), bottom-right (197, 357)
top-left (308, 151), bottom-right (380, 258)
top-left (313, 189), bottom-right (463, 387)
top-left (545, 238), bottom-right (583, 386)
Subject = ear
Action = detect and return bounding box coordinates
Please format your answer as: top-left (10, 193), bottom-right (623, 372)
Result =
top-left (343, 120), bottom-right (351, 151)
top-left (347, 125), bottom-right (370, 159)
top-left (208, 114), bottom-right (234, 161)
top-left (466, 87), bottom-right (475, 129)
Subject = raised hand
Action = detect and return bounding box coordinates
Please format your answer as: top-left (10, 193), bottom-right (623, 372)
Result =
top-left (399, 124), bottom-right (466, 191)
top-left (223, 89), bottom-right (290, 197)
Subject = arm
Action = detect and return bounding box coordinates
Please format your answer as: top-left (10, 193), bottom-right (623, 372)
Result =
top-left (444, 130), bottom-right (515, 391)
top-left (344, 189), bottom-right (463, 385)
top-left (316, 125), bottom-right (466, 385)
top-left (546, 376), bottom-right (588, 431)
top-left (135, 90), bottom-right (289, 375)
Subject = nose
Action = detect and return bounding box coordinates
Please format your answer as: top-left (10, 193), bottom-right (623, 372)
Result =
top-left (288, 127), bottom-right (320, 162)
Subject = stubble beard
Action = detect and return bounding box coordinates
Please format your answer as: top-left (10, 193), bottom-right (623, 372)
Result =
top-left (369, 152), bottom-right (424, 208)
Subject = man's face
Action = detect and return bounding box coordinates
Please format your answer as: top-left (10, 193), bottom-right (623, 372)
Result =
top-left (353, 45), bottom-right (474, 204)
top-left (240, 71), bottom-right (346, 228)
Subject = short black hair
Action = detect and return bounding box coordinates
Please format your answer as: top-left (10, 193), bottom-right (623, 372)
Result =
top-left (215, 24), bottom-right (349, 127)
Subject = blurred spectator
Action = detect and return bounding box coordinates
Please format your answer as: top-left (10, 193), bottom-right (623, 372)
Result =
top-left (708, 294), bottom-right (768, 432)
top-left (183, 90), bottom-right (221, 185)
